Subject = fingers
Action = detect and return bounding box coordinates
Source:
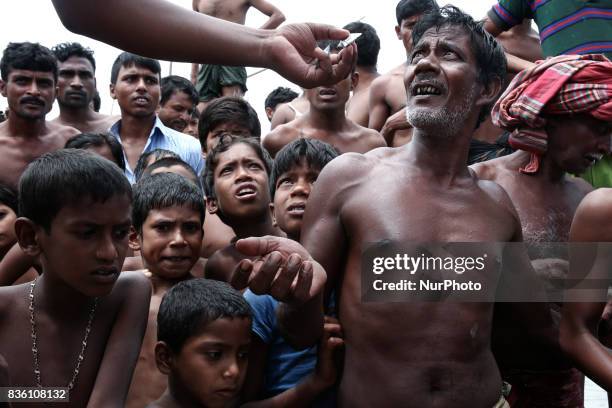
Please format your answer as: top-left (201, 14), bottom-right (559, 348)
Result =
top-left (330, 43), bottom-right (356, 82)
top-left (269, 253), bottom-right (302, 300)
top-left (234, 236), bottom-right (277, 257)
top-left (313, 46), bottom-right (332, 75)
top-left (307, 23), bottom-right (350, 41)
top-left (230, 259), bottom-right (254, 290)
top-left (292, 260), bottom-right (313, 303)
top-left (249, 252), bottom-right (283, 295)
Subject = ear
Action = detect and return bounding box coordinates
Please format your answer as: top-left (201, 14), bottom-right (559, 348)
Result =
top-left (265, 107), bottom-right (274, 121)
top-left (154, 341), bottom-right (174, 375)
top-left (0, 80), bottom-right (6, 98)
top-left (351, 72), bottom-right (359, 91)
top-left (109, 83), bottom-right (116, 99)
top-left (14, 218), bottom-right (42, 257)
top-left (269, 203), bottom-right (277, 227)
top-left (475, 76), bottom-right (503, 109)
top-left (206, 196), bottom-right (218, 215)
top-left (395, 25), bottom-right (401, 40)
top-left (128, 226), bottom-right (141, 251)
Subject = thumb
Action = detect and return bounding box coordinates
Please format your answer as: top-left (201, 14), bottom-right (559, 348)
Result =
top-left (234, 236), bottom-right (279, 256)
top-left (307, 23), bottom-right (350, 41)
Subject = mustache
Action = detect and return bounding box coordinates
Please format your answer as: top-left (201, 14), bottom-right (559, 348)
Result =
top-left (65, 90), bottom-right (86, 97)
top-left (19, 96), bottom-right (45, 106)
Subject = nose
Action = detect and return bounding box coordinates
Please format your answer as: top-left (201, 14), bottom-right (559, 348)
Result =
top-left (70, 75), bottom-right (83, 89)
top-left (96, 233), bottom-right (119, 262)
top-left (222, 358), bottom-right (240, 380)
top-left (235, 164), bottom-right (253, 182)
top-left (26, 81), bottom-right (41, 96)
top-left (169, 228), bottom-right (187, 247)
top-left (136, 77), bottom-right (147, 91)
top-left (290, 178), bottom-right (310, 198)
top-left (179, 110), bottom-right (191, 123)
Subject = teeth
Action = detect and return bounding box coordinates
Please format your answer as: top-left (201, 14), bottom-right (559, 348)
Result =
top-left (238, 187), bottom-right (255, 196)
top-left (415, 85), bottom-right (440, 95)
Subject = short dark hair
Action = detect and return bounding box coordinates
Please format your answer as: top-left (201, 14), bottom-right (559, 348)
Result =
top-left (1, 42), bottom-right (58, 82)
top-left (396, 0), bottom-right (439, 25)
top-left (65, 132), bottom-right (126, 171)
top-left (0, 184), bottom-right (18, 214)
top-left (19, 149), bottom-right (132, 232)
top-left (132, 172), bottom-right (205, 232)
top-left (198, 97), bottom-right (261, 149)
top-left (411, 5), bottom-right (506, 124)
top-left (160, 75), bottom-right (198, 106)
top-left (264, 87), bottom-right (298, 111)
top-left (270, 139), bottom-right (339, 198)
top-left (134, 149), bottom-right (181, 182)
top-left (203, 135), bottom-right (272, 199)
top-left (343, 22), bottom-right (381, 68)
top-left (110, 52), bottom-right (161, 85)
top-left (157, 278), bottom-right (252, 354)
top-left (140, 157), bottom-right (200, 188)
top-left (51, 42), bottom-right (96, 72)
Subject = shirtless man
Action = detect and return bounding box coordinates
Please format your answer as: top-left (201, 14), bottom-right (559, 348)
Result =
top-left (270, 89), bottom-right (308, 130)
top-left (232, 7), bottom-right (554, 407)
top-left (368, 0), bottom-right (438, 147)
top-left (344, 22), bottom-right (380, 127)
top-left (0, 42), bottom-right (79, 190)
top-left (264, 41), bottom-right (385, 157)
top-left (191, 0), bottom-right (286, 112)
top-left (472, 54), bottom-right (612, 407)
top-left (51, 42), bottom-right (117, 133)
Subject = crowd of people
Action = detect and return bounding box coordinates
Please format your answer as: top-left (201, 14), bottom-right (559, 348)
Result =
top-left (0, 0), bottom-right (611, 407)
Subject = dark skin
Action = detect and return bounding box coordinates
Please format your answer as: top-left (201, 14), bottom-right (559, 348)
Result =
top-left (0, 69), bottom-right (78, 189)
top-left (346, 65), bottom-right (379, 127)
top-left (269, 95), bottom-right (309, 130)
top-left (231, 26), bottom-right (554, 407)
top-left (0, 196), bottom-right (151, 407)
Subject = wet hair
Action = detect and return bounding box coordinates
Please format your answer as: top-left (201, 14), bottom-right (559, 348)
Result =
top-left (0, 185), bottom-right (18, 214)
top-left (158, 278), bottom-right (251, 353)
top-left (343, 22), bottom-right (381, 68)
top-left (65, 132), bottom-right (126, 171)
top-left (19, 149), bottom-right (132, 232)
top-left (140, 156), bottom-right (200, 188)
top-left (92, 90), bottom-right (101, 112)
top-left (411, 5), bottom-right (507, 124)
top-left (134, 149), bottom-right (181, 182)
top-left (132, 172), bottom-right (204, 232)
top-left (1, 42), bottom-right (58, 82)
top-left (160, 75), bottom-right (198, 106)
top-left (51, 42), bottom-right (96, 72)
top-left (110, 52), bottom-right (161, 85)
top-left (203, 135), bottom-right (273, 199)
top-left (265, 87), bottom-right (298, 111)
top-left (396, 0), bottom-right (439, 25)
top-left (198, 96), bottom-right (261, 151)
top-left (269, 139), bottom-right (339, 198)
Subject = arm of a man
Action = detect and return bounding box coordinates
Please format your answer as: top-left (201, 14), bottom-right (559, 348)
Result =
top-left (368, 76), bottom-right (391, 131)
top-left (249, 0), bottom-right (286, 30)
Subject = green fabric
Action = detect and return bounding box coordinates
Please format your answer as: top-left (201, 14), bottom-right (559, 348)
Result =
top-left (195, 64), bottom-right (247, 102)
top-left (580, 155), bottom-right (612, 188)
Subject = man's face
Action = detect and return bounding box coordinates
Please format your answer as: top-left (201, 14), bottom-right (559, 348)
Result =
top-left (396, 14), bottom-right (423, 54)
top-left (404, 26), bottom-right (481, 136)
top-left (167, 317), bottom-right (251, 408)
top-left (138, 206), bottom-right (203, 280)
top-left (0, 204), bottom-right (17, 252)
top-left (547, 115), bottom-right (612, 173)
top-left (209, 143), bottom-right (270, 222)
top-left (306, 66), bottom-right (355, 112)
top-left (0, 69), bottom-right (55, 120)
top-left (205, 123), bottom-right (251, 154)
top-left (158, 90), bottom-right (195, 132)
top-left (110, 64), bottom-right (160, 118)
top-left (272, 160), bottom-right (320, 240)
top-left (56, 56), bottom-right (96, 109)
top-left (36, 195), bottom-right (132, 298)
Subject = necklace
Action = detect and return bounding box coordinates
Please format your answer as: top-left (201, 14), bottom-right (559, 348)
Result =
top-left (28, 278), bottom-right (98, 390)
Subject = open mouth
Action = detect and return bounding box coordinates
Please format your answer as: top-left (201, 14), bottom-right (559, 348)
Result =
top-left (235, 184), bottom-right (258, 200)
top-left (161, 256), bottom-right (191, 263)
top-left (412, 83), bottom-right (443, 96)
top-left (286, 202), bottom-right (306, 216)
top-left (92, 267), bottom-right (119, 276)
top-left (585, 153), bottom-right (604, 165)
top-left (133, 96), bottom-right (149, 105)
top-left (319, 88), bottom-right (337, 97)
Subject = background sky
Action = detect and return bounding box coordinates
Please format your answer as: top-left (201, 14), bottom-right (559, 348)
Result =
top-left (1, 0), bottom-right (495, 134)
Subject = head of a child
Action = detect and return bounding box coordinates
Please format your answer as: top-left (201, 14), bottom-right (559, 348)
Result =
top-left (269, 139), bottom-right (338, 241)
top-left (65, 132), bottom-right (126, 171)
top-left (203, 135), bottom-right (273, 228)
top-left (156, 278), bottom-right (252, 408)
top-left (134, 148), bottom-right (181, 182)
top-left (140, 157), bottom-right (201, 189)
top-left (16, 149), bottom-right (132, 297)
top-left (0, 185), bottom-right (18, 256)
top-left (131, 173), bottom-right (204, 280)
top-left (198, 97), bottom-right (261, 155)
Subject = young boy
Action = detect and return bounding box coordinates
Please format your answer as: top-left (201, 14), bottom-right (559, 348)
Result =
top-left (140, 157), bottom-right (201, 188)
top-left (126, 172), bottom-right (205, 408)
top-left (0, 149), bottom-right (151, 407)
top-left (0, 185), bottom-right (18, 260)
top-left (147, 278), bottom-right (252, 408)
top-left (203, 135), bottom-right (283, 282)
top-left (134, 148), bottom-right (181, 182)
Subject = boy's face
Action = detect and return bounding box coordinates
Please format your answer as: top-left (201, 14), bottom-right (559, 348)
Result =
top-left (272, 160), bottom-right (320, 240)
top-left (205, 122), bottom-right (250, 153)
top-left (0, 204), bottom-right (17, 250)
top-left (168, 317), bottom-right (251, 408)
top-left (396, 14), bottom-right (423, 54)
top-left (306, 65), bottom-right (355, 112)
top-left (110, 64), bottom-right (160, 118)
top-left (36, 194), bottom-right (132, 297)
top-left (137, 205), bottom-right (203, 279)
top-left (158, 90), bottom-right (195, 133)
top-left (209, 143), bottom-right (270, 221)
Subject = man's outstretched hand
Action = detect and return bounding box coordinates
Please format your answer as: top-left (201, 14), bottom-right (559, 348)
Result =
top-left (265, 23), bottom-right (357, 88)
top-left (231, 236), bottom-right (326, 305)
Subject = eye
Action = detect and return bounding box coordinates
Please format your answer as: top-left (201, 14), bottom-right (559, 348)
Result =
top-left (145, 77), bottom-right (158, 85)
top-left (78, 228), bottom-right (96, 239)
top-left (248, 162), bottom-right (262, 170)
top-left (238, 350), bottom-right (249, 360)
top-left (113, 227), bottom-right (130, 240)
top-left (278, 178), bottom-right (293, 187)
top-left (183, 222), bottom-right (201, 233)
top-left (219, 166), bottom-right (233, 175)
top-left (205, 351), bottom-right (222, 360)
top-left (154, 223), bottom-right (171, 233)
top-left (410, 51), bottom-right (424, 64)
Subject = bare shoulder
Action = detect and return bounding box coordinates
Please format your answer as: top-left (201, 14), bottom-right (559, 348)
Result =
top-left (263, 122), bottom-right (300, 155)
top-left (567, 175), bottom-right (594, 197)
top-left (0, 283), bottom-right (27, 315)
top-left (470, 157), bottom-right (504, 181)
top-left (572, 188), bottom-right (612, 241)
top-left (316, 149), bottom-right (387, 190)
top-left (369, 74), bottom-right (392, 96)
top-left (476, 176), bottom-right (519, 218)
top-left (111, 271), bottom-right (152, 300)
top-left (358, 125), bottom-right (386, 148)
top-left (48, 121), bottom-right (79, 141)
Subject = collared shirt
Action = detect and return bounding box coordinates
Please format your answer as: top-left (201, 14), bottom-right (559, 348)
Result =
top-left (109, 116), bottom-right (204, 183)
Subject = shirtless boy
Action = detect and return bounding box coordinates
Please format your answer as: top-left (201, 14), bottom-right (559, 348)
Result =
top-left (368, 0), bottom-right (438, 147)
top-left (51, 42), bottom-right (117, 133)
top-left (126, 172), bottom-right (205, 408)
top-left (231, 7), bottom-right (554, 407)
top-left (0, 42), bottom-right (79, 189)
top-left (264, 86), bottom-right (298, 122)
top-left (0, 149), bottom-right (150, 407)
top-left (191, 0), bottom-right (286, 111)
top-left (264, 41), bottom-right (385, 157)
top-left (269, 90), bottom-right (309, 130)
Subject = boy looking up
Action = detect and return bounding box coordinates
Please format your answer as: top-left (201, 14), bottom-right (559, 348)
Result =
top-left (0, 149), bottom-right (150, 407)
top-left (126, 172), bottom-right (205, 408)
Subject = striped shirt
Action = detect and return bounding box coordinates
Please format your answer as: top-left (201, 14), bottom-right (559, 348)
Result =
top-left (488, 0), bottom-right (612, 59)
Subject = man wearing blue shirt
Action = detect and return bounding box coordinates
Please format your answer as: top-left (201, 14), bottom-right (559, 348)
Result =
top-left (108, 52), bottom-right (203, 183)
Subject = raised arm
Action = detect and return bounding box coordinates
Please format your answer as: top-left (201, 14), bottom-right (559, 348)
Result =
top-left (368, 76), bottom-right (391, 131)
top-left (249, 0), bottom-right (286, 30)
top-left (51, 0), bottom-right (354, 88)
top-left (483, 14), bottom-right (536, 73)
